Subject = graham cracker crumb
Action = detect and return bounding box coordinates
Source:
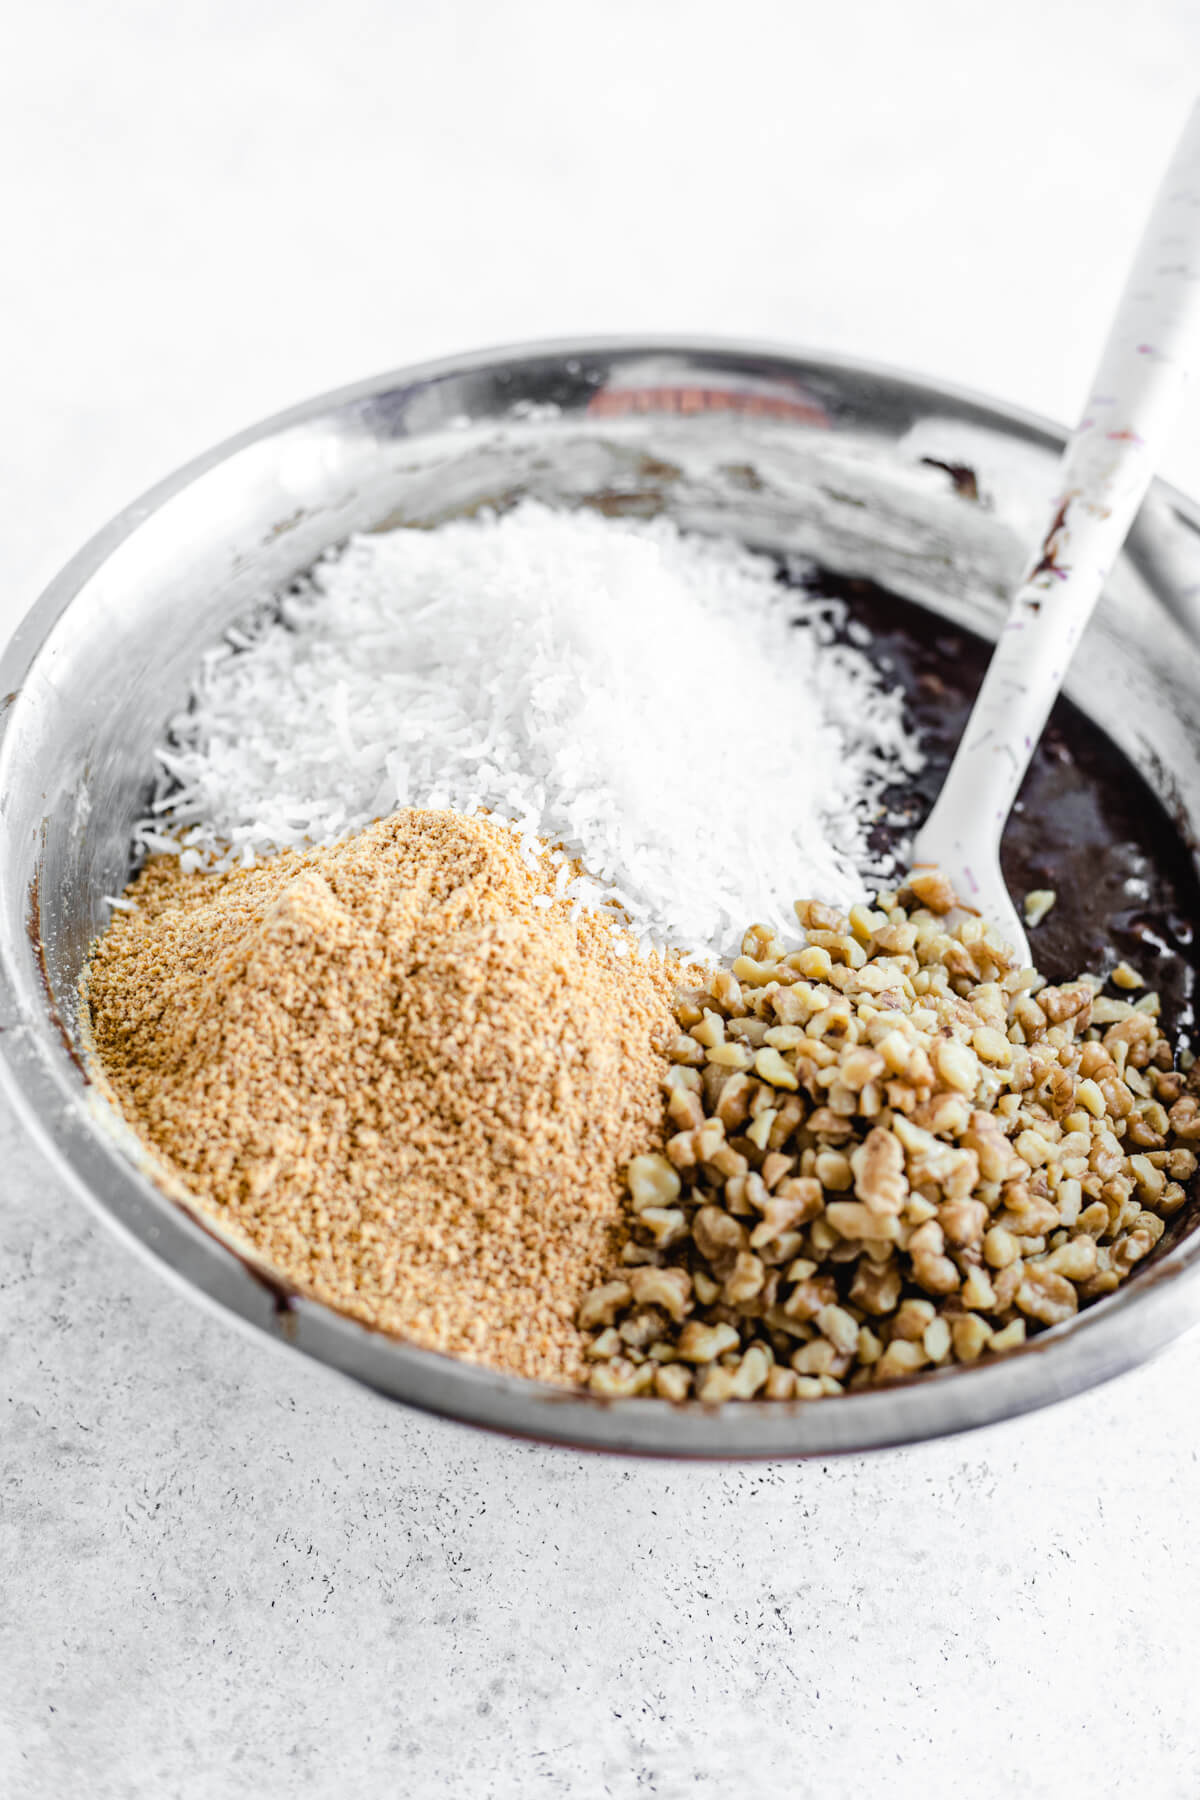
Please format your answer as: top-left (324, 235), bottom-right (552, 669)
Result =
top-left (83, 809), bottom-right (680, 1384)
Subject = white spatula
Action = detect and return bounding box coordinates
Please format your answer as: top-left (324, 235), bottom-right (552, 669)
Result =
top-left (912, 100), bottom-right (1200, 962)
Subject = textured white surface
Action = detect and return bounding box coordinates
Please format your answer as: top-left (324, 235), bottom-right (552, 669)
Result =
top-left (5, 1), bottom-right (1200, 1794)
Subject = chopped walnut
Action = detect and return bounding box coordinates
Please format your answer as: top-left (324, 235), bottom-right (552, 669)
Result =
top-left (582, 873), bottom-right (1194, 1401)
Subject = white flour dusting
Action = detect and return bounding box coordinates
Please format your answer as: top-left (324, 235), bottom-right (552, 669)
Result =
top-left (138, 502), bottom-right (922, 955)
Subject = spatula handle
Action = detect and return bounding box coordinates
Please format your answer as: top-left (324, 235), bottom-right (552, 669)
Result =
top-left (916, 101), bottom-right (1200, 867)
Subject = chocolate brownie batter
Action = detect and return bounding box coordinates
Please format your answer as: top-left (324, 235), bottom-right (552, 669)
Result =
top-left (802, 570), bottom-right (1200, 1053)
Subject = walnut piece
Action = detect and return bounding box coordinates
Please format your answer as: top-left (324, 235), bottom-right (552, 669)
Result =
top-left (582, 871), bottom-right (1193, 1402)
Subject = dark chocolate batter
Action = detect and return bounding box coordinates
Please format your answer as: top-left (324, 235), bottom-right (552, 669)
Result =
top-left (800, 570), bottom-right (1200, 1053)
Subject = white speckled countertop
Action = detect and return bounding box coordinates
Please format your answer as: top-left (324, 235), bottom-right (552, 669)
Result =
top-left (4, 3), bottom-right (1200, 1793)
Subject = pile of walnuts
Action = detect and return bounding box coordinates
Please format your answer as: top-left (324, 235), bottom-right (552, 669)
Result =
top-left (581, 873), bottom-right (1196, 1402)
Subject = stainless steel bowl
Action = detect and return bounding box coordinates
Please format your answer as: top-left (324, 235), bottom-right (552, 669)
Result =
top-left (5, 337), bottom-right (1200, 1457)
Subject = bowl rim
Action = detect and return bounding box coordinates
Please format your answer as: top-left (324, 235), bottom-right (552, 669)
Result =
top-left (5, 332), bottom-right (1200, 1460)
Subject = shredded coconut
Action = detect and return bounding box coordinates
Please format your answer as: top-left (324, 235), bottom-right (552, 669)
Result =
top-left (139, 502), bottom-right (922, 955)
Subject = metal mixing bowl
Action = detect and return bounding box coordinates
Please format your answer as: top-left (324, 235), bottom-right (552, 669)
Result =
top-left (5, 338), bottom-right (1200, 1457)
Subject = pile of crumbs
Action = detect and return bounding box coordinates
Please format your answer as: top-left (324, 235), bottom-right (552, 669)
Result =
top-left (138, 502), bottom-right (921, 956)
top-left (580, 870), bottom-right (1199, 1401)
top-left (84, 809), bottom-right (683, 1384)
